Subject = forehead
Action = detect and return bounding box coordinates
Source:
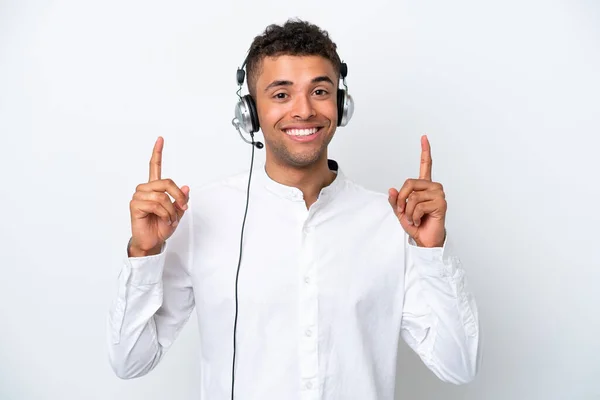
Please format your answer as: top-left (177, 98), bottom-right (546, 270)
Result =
top-left (255, 55), bottom-right (336, 87)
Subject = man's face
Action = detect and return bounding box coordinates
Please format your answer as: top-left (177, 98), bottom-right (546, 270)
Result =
top-left (253, 55), bottom-right (338, 168)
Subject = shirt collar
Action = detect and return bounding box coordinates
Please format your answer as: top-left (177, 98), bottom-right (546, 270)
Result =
top-left (254, 159), bottom-right (345, 202)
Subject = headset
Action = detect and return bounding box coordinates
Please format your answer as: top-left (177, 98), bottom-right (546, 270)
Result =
top-left (231, 55), bottom-right (354, 146)
top-left (229, 52), bottom-right (354, 400)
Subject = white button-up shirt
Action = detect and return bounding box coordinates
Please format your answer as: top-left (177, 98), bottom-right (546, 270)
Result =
top-left (107, 160), bottom-right (480, 400)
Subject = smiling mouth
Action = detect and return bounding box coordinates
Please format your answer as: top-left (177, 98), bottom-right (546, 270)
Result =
top-left (283, 127), bottom-right (321, 137)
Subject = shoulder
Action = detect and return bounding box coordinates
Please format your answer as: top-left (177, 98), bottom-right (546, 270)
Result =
top-left (333, 172), bottom-right (401, 232)
top-left (189, 170), bottom-right (250, 197)
top-left (339, 174), bottom-right (392, 214)
top-left (336, 173), bottom-right (406, 240)
top-left (184, 169), bottom-right (251, 218)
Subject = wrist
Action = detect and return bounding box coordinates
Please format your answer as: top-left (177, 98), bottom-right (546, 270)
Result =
top-left (414, 230), bottom-right (446, 248)
top-left (128, 240), bottom-right (163, 257)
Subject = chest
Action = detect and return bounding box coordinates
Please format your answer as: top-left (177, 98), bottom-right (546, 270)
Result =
top-left (190, 208), bottom-right (405, 316)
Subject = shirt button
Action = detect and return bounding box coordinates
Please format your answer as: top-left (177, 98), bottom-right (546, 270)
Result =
top-left (304, 276), bottom-right (310, 284)
top-left (305, 381), bottom-right (313, 389)
top-left (305, 329), bottom-right (312, 337)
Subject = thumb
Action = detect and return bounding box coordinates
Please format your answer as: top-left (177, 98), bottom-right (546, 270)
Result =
top-left (388, 188), bottom-right (399, 213)
top-left (174, 185), bottom-right (190, 221)
top-left (181, 185), bottom-right (190, 199)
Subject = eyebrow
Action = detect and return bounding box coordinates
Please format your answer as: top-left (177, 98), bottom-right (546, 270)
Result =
top-left (264, 75), bottom-right (335, 92)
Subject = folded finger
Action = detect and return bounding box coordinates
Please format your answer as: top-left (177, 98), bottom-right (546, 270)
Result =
top-left (133, 191), bottom-right (178, 224)
top-left (412, 200), bottom-right (442, 227)
top-left (137, 179), bottom-right (188, 210)
top-left (402, 191), bottom-right (437, 224)
top-left (397, 179), bottom-right (437, 213)
top-left (130, 199), bottom-right (172, 225)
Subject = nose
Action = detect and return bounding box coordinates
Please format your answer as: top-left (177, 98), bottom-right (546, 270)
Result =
top-left (291, 94), bottom-right (315, 120)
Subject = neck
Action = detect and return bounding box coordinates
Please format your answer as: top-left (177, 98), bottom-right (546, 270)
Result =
top-left (264, 153), bottom-right (336, 208)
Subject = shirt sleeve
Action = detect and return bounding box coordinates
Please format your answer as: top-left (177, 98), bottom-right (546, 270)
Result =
top-left (106, 206), bottom-right (195, 379)
top-left (399, 232), bottom-right (481, 384)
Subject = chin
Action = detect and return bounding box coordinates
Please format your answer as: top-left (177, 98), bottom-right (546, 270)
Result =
top-left (271, 147), bottom-right (326, 168)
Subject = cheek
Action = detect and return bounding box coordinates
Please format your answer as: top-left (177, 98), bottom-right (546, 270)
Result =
top-left (317, 100), bottom-right (338, 122)
top-left (258, 103), bottom-right (287, 129)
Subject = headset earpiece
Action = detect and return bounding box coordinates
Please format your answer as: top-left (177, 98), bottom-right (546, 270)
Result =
top-left (337, 89), bottom-right (345, 127)
top-left (244, 95), bottom-right (259, 133)
top-left (337, 62), bottom-right (354, 127)
top-left (234, 95), bottom-right (260, 134)
top-left (235, 63), bottom-right (260, 134)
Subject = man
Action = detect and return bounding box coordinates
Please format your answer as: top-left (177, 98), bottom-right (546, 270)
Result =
top-left (107, 19), bottom-right (480, 400)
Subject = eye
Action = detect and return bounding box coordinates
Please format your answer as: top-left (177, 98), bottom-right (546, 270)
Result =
top-left (273, 92), bottom-right (288, 99)
top-left (314, 89), bottom-right (329, 96)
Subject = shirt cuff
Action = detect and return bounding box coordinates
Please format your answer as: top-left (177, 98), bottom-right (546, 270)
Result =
top-left (407, 234), bottom-right (457, 278)
top-left (124, 239), bottom-right (167, 285)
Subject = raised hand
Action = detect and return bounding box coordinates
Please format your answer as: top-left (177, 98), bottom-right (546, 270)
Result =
top-left (128, 137), bottom-right (190, 257)
top-left (388, 135), bottom-right (447, 248)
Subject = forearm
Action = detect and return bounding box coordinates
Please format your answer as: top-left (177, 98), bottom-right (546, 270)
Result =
top-left (401, 235), bottom-right (481, 384)
top-left (108, 281), bottom-right (165, 378)
top-left (107, 247), bottom-right (168, 379)
top-left (411, 266), bottom-right (480, 383)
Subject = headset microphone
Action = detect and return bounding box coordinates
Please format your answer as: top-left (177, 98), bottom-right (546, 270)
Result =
top-left (231, 117), bottom-right (263, 149)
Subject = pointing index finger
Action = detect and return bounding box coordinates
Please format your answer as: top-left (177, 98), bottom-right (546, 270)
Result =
top-left (149, 136), bottom-right (163, 182)
top-left (419, 134), bottom-right (432, 181)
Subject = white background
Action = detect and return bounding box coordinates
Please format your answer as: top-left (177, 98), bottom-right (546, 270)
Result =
top-left (1, 0), bottom-right (599, 399)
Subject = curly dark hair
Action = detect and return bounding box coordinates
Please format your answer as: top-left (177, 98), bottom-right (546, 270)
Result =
top-left (245, 18), bottom-right (342, 97)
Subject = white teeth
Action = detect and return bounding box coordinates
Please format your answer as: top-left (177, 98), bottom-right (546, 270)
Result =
top-left (285, 128), bottom-right (319, 136)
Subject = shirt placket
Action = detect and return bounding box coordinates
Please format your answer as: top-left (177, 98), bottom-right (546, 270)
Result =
top-left (298, 209), bottom-right (319, 399)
